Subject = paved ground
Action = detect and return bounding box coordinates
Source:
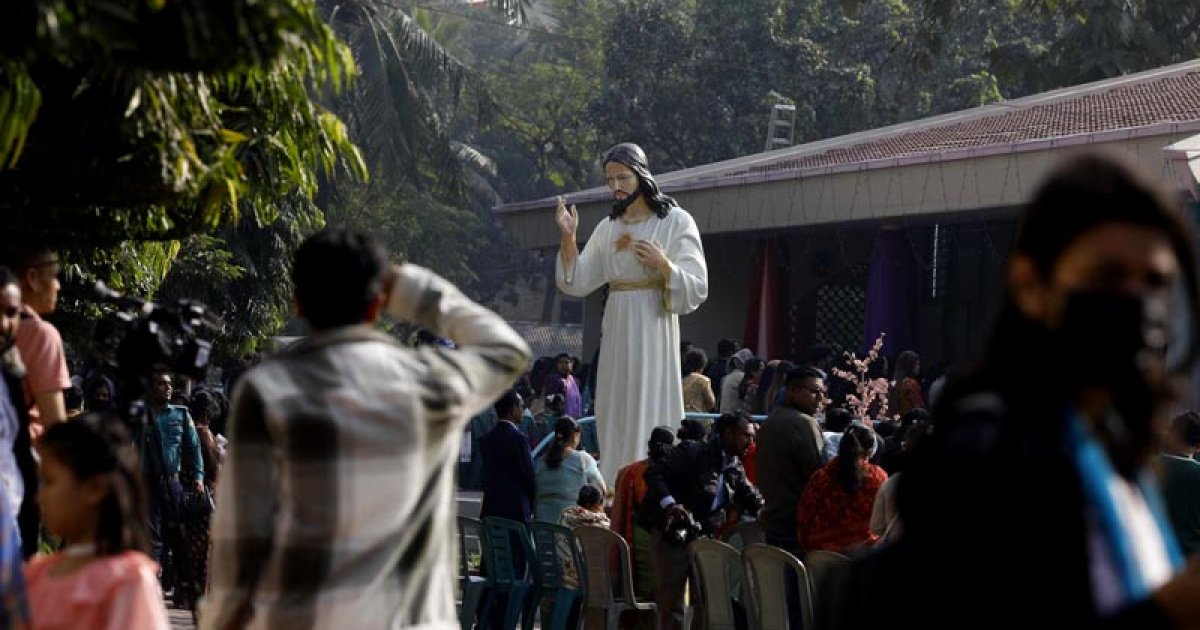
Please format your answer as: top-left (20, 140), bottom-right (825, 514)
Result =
top-left (168, 606), bottom-right (195, 630)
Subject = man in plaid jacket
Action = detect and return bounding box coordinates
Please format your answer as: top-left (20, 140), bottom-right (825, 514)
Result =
top-left (202, 230), bottom-right (530, 629)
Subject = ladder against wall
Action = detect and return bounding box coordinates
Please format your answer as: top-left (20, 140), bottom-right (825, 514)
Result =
top-left (764, 103), bottom-right (797, 152)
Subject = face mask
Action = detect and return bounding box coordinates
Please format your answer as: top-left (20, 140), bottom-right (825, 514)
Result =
top-left (1056, 290), bottom-right (1168, 476)
top-left (1056, 290), bottom-right (1169, 389)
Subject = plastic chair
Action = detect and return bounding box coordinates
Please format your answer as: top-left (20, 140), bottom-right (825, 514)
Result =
top-left (458, 517), bottom-right (490, 630)
top-left (526, 522), bottom-right (585, 630)
top-left (481, 517), bottom-right (536, 630)
top-left (688, 538), bottom-right (744, 630)
top-left (802, 549), bottom-right (851, 619)
top-left (574, 525), bottom-right (659, 630)
top-left (723, 521), bottom-right (766, 551)
top-left (742, 544), bottom-right (814, 630)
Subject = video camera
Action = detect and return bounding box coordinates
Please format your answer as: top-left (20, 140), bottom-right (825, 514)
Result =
top-left (91, 281), bottom-right (222, 383)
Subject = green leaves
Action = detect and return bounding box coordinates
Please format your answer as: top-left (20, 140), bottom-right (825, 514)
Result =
top-left (0, 61), bottom-right (41, 169)
top-left (0, 0), bottom-right (367, 243)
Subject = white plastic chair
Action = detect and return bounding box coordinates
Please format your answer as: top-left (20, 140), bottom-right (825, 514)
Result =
top-left (802, 549), bottom-right (851, 617)
top-left (573, 525), bottom-right (659, 630)
top-left (742, 543), bottom-right (814, 630)
top-left (688, 538), bottom-right (744, 630)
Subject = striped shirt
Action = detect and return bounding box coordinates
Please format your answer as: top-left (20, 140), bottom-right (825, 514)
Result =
top-left (201, 265), bottom-right (531, 630)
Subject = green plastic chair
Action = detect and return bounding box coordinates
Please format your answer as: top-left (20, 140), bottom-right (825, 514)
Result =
top-left (458, 516), bottom-right (490, 630)
top-left (526, 522), bottom-right (585, 630)
top-left (481, 517), bottom-right (535, 630)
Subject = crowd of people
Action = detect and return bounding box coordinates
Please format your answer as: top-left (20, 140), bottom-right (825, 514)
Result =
top-left (3, 149), bottom-right (1200, 630)
top-left (474, 154), bottom-right (1200, 630)
top-left (477, 335), bottom-right (943, 628)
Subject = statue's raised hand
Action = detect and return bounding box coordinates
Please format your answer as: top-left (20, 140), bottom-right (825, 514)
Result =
top-left (556, 195), bottom-right (578, 237)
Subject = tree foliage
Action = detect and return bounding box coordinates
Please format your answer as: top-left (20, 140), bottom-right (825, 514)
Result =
top-left (0, 0), bottom-right (365, 243)
top-left (455, 0), bottom-right (1200, 175)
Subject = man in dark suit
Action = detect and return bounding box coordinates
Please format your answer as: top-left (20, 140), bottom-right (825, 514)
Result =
top-left (480, 390), bottom-right (536, 523)
top-left (479, 390), bottom-right (536, 629)
top-left (643, 412), bottom-right (762, 630)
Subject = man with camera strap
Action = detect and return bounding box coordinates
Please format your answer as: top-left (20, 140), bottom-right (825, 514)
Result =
top-left (642, 411), bottom-right (763, 630)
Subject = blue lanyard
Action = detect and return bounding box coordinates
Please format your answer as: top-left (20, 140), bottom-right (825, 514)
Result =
top-left (1065, 411), bottom-right (1183, 600)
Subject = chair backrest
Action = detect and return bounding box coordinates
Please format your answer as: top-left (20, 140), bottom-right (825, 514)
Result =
top-left (803, 549), bottom-right (851, 608)
top-left (688, 538), bottom-right (744, 630)
top-left (574, 525), bottom-right (634, 607)
top-left (743, 543), bottom-right (814, 630)
top-left (529, 521), bottom-right (583, 593)
top-left (482, 517), bottom-right (532, 587)
top-left (723, 521), bottom-right (766, 551)
top-left (457, 516), bottom-right (483, 580)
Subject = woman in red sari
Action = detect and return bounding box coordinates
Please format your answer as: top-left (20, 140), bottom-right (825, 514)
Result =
top-left (797, 424), bottom-right (888, 553)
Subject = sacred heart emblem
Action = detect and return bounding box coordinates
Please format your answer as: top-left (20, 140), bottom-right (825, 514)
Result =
top-left (615, 233), bottom-right (633, 252)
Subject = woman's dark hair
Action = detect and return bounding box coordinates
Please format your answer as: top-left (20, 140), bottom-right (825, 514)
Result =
top-left (0, 265), bottom-right (15, 289)
top-left (893, 351), bottom-right (920, 383)
top-left (603, 143), bottom-right (676, 219)
top-left (189, 389), bottom-right (219, 425)
top-left (38, 414), bottom-right (149, 555)
top-left (824, 407), bottom-right (853, 432)
top-left (753, 363), bottom-right (779, 413)
top-left (529, 357), bottom-right (554, 396)
top-left (683, 348), bottom-right (708, 375)
top-left (835, 424), bottom-right (877, 494)
top-left (739, 358), bottom-right (766, 400)
top-left (763, 360), bottom-right (795, 412)
top-left (546, 416), bottom-right (580, 469)
top-left (577, 484), bottom-right (604, 509)
top-left (293, 229), bottom-right (390, 331)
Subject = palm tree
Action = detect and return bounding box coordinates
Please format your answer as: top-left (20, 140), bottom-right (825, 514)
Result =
top-left (317, 0), bottom-right (526, 204)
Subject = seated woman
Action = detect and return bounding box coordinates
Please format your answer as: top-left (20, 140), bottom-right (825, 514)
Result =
top-left (559, 485), bottom-right (610, 529)
top-left (797, 424), bottom-right (888, 553)
top-left (556, 485), bottom-right (609, 593)
top-left (535, 417), bottom-right (607, 523)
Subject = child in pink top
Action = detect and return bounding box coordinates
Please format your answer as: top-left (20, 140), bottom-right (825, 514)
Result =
top-left (24, 414), bottom-right (169, 630)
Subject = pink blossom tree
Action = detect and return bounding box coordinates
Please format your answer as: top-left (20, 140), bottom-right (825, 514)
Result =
top-left (830, 333), bottom-right (892, 426)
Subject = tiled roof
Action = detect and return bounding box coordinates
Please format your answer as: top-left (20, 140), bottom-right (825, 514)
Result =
top-left (745, 72), bottom-right (1200, 176)
top-left (509, 321), bottom-right (583, 360)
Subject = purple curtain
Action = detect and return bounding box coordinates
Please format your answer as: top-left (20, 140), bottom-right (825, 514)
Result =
top-left (862, 228), bottom-right (919, 358)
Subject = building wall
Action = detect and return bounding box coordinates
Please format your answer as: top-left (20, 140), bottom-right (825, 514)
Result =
top-left (499, 133), bottom-right (1200, 251)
